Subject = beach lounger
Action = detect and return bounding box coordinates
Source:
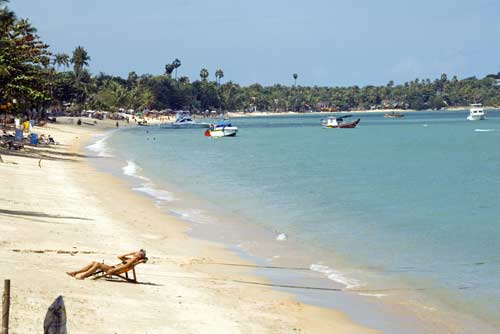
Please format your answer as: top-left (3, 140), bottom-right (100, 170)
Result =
top-left (91, 258), bottom-right (148, 283)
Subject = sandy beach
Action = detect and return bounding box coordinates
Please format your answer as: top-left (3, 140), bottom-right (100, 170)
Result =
top-left (0, 120), bottom-right (373, 333)
top-left (226, 109), bottom-right (420, 118)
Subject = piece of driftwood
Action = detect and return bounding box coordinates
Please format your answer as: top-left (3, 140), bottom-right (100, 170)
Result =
top-left (43, 296), bottom-right (67, 334)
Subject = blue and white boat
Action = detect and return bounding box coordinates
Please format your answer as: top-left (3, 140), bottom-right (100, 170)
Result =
top-left (204, 120), bottom-right (238, 137)
top-left (160, 111), bottom-right (210, 129)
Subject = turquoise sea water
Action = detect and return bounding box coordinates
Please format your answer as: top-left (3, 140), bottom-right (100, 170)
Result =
top-left (96, 110), bottom-right (500, 332)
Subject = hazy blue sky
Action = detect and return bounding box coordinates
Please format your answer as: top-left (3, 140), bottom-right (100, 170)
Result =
top-left (10, 0), bottom-right (500, 86)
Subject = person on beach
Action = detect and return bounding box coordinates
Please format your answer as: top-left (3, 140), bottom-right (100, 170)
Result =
top-left (67, 249), bottom-right (146, 280)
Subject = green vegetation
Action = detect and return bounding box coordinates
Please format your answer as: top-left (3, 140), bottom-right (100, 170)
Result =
top-left (1, 1), bottom-right (500, 117)
top-left (0, 0), bottom-right (52, 114)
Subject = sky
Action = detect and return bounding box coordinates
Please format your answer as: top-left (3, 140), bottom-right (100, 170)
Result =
top-left (9, 0), bottom-right (500, 87)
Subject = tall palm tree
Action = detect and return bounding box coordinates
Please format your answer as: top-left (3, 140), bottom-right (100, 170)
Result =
top-left (173, 58), bottom-right (181, 79)
top-left (71, 46), bottom-right (90, 85)
top-left (215, 69), bottom-right (224, 85)
top-left (165, 63), bottom-right (175, 77)
top-left (53, 53), bottom-right (69, 71)
top-left (293, 73), bottom-right (298, 86)
top-left (200, 68), bottom-right (209, 81)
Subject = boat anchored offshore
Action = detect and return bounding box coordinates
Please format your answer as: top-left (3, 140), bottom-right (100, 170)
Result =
top-left (384, 111), bottom-right (405, 118)
top-left (204, 120), bottom-right (238, 137)
top-left (160, 111), bottom-right (210, 128)
top-left (321, 115), bottom-right (360, 128)
top-left (467, 104), bottom-right (486, 121)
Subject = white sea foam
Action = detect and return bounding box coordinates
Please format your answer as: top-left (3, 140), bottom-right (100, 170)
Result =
top-left (132, 185), bottom-right (174, 203)
top-left (122, 160), bottom-right (150, 181)
top-left (474, 129), bottom-right (495, 132)
top-left (168, 208), bottom-right (213, 225)
top-left (310, 263), bottom-right (362, 289)
top-left (122, 160), bottom-right (141, 176)
top-left (276, 233), bottom-right (288, 241)
top-left (86, 133), bottom-right (114, 157)
top-left (358, 292), bottom-right (387, 298)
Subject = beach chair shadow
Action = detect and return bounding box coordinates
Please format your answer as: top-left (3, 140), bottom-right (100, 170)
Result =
top-left (91, 258), bottom-right (148, 283)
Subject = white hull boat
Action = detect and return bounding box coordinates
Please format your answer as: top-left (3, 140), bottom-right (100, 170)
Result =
top-left (467, 104), bottom-right (486, 121)
top-left (204, 121), bottom-right (238, 137)
top-left (160, 111), bottom-right (210, 128)
top-left (321, 115), bottom-right (360, 128)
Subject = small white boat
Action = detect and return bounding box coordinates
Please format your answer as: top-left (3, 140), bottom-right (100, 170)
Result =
top-left (160, 111), bottom-right (210, 128)
top-left (321, 115), bottom-right (360, 128)
top-left (204, 121), bottom-right (238, 137)
top-left (467, 104), bottom-right (486, 121)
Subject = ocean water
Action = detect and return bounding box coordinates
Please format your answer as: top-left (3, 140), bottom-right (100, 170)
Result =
top-left (95, 111), bottom-right (500, 332)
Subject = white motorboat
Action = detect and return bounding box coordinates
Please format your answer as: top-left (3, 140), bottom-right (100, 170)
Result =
top-left (160, 111), bottom-right (210, 128)
top-left (204, 120), bottom-right (238, 137)
top-left (467, 104), bottom-right (486, 121)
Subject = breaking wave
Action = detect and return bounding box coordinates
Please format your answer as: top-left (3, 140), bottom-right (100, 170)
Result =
top-left (310, 263), bottom-right (362, 289)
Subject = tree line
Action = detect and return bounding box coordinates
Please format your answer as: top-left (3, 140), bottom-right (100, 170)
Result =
top-left (2, 1), bottom-right (500, 118)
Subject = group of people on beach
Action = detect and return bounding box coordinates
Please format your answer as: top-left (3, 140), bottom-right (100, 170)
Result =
top-left (38, 134), bottom-right (56, 145)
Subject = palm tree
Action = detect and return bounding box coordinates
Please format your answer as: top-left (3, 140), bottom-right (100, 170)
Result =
top-left (127, 71), bottom-right (138, 86)
top-left (165, 63), bottom-right (175, 77)
top-left (200, 68), bottom-right (209, 81)
top-left (173, 58), bottom-right (181, 79)
top-left (215, 69), bottom-right (224, 85)
top-left (53, 53), bottom-right (69, 71)
top-left (293, 73), bottom-right (298, 86)
top-left (71, 46), bottom-right (90, 85)
top-left (179, 76), bottom-right (190, 85)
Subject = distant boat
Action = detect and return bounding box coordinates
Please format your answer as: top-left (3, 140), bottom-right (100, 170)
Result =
top-left (321, 115), bottom-right (360, 128)
top-left (384, 111), bottom-right (405, 118)
top-left (467, 104), bottom-right (486, 121)
top-left (160, 111), bottom-right (210, 129)
top-left (204, 120), bottom-right (238, 137)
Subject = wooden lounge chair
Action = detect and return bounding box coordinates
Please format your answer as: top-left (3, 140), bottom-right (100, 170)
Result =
top-left (91, 258), bottom-right (148, 283)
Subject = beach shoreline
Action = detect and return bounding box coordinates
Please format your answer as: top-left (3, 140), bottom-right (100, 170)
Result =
top-left (225, 106), bottom-right (499, 118)
top-left (0, 121), bottom-right (373, 333)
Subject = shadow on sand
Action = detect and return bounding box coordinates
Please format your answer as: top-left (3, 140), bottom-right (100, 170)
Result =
top-left (0, 209), bottom-right (93, 221)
